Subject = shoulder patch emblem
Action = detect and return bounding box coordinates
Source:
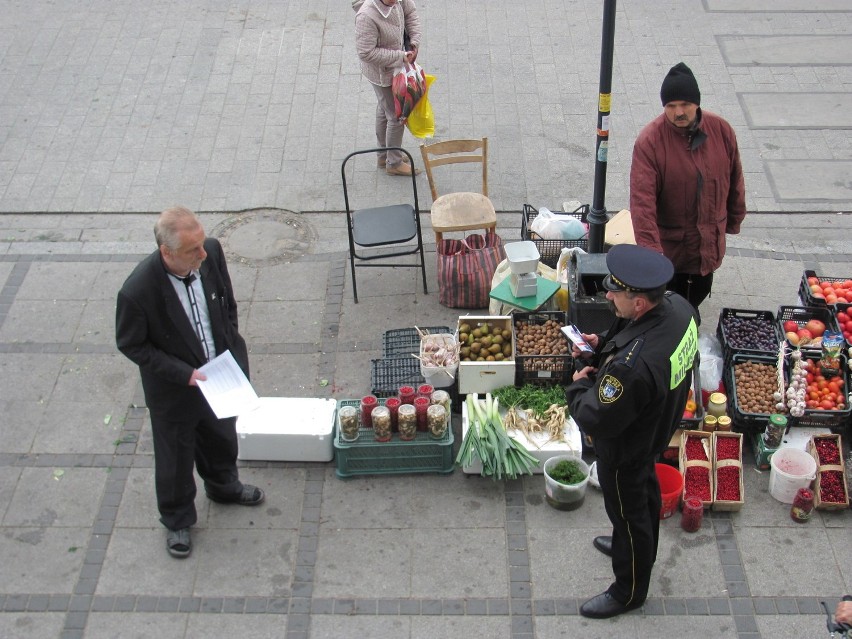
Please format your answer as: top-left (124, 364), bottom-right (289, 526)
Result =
top-left (599, 374), bottom-right (623, 404)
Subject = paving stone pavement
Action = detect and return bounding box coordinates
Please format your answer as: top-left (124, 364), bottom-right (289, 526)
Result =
top-left (1, 2), bottom-right (852, 639)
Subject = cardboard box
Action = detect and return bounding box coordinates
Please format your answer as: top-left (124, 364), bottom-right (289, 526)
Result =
top-left (604, 209), bottom-right (635, 247)
top-left (457, 316), bottom-right (515, 395)
top-left (237, 397), bottom-right (336, 462)
top-left (461, 402), bottom-right (583, 475)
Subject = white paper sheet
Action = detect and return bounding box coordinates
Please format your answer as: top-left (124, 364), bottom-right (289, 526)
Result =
top-left (196, 350), bottom-right (260, 419)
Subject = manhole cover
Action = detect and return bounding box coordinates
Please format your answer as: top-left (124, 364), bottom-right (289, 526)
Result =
top-left (211, 209), bottom-right (317, 267)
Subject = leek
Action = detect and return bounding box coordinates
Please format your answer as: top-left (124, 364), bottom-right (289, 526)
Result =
top-left (456, 392), bottom-right (539, 480)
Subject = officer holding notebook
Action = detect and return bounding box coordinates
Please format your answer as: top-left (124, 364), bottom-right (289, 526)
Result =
top-left (564, 244), bottom-right (699, 619)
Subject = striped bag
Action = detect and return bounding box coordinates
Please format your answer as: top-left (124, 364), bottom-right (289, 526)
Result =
top-left (436, 232), bottom-right (505, 309)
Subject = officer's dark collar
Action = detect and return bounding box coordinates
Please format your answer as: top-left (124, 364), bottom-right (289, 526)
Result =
top-left (611, 299), bottom-right (668, 348)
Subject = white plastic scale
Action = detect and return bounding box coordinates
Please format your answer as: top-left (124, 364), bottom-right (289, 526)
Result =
top-left (505, 241), bottom-right (540, 298)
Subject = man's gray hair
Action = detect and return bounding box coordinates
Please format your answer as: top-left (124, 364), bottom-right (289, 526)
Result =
top-left (154, 206), bottom-right (201, 251)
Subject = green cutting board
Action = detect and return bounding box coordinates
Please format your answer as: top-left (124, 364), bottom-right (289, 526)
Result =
top-left (489, 276), bottom-right (560, 312)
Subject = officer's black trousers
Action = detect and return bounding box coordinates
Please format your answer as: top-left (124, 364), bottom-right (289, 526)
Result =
top-left (597, 458), bottom-right (661, 606)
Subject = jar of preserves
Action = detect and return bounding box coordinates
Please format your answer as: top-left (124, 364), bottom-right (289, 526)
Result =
top-left (398, 385), bottom-right (416, 405)
top-left (384, 396), bottom-right (401, 432)
top-left (414, 396), bottom-right (430, 432)
top-left (431, 389), bottom-right (451, 415)
top-left (702, 415), bottom-right (717, 433)
top-left (707, 392), bottom-right (727, 419)
top-left (790, 487), bottom-right (814, 523)
top-left (716, 415), bottom-right (732, 432)
top-left (339, 405), bottom-right (360, 442)
top-left (681, 496), bottom-right (704, 532)
top-left (360, 395), bottom-right (378, 428)
top-left (763, 413), bottom-right (787, 449)
top-left (417, 383), bottom-right (434, 400)
top-left (427, 404), bottom-right (448, 439)
top-left (397, 404), bottom-right (417, 441)
top-left (372, 406), bottom-right (392, 442)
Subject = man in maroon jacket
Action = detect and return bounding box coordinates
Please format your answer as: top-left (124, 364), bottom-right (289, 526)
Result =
top-left (630, 62), bottom-right (746, 320)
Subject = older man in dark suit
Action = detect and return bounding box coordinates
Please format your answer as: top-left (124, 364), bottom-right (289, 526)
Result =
top-left (116, 206), bottom-right (265, 559)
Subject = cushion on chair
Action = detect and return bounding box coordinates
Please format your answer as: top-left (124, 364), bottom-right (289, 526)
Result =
top-left (352, 204), bottom-right (418, 247)
top-left (430, 192), bottom-right (497, 233)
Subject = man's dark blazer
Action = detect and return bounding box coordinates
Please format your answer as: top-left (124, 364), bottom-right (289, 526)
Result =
top-left (116, 238), bottom-right (249, 419)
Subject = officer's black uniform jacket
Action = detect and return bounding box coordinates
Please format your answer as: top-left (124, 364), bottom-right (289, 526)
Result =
top-left (565, 292), bottom-right (699, 466)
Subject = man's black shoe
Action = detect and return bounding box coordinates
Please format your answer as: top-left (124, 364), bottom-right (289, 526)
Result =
top-left (593, 535), bottom-right (613, 557)
top-left (580, 592), bottom-right (644, 619)
top-left (206, 484), bottom-right (265, 506)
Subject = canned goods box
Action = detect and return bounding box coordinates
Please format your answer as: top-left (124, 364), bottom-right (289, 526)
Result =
top-left (237, 397), bottom-right (337, 462)
top-left (460, 401), bottom-right (582, 475)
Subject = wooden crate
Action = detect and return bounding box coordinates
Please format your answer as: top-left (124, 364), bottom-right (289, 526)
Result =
top-left (808, 434), bottom-right (850, 511)
top-left (712, 432), bottom-right (744, 511)
top-left (679, 430), bottom-right (713, 508)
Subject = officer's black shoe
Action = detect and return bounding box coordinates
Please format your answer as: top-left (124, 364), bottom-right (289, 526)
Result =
top-left (580, 592), bottom-right (644, 619)
top-left (593, 535), bottom-right (613, 557)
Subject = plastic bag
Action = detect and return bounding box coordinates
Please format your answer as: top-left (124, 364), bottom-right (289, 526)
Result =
top-left (698, 333), bottom-right (724, 394)
top-left (529, 207), bottom-right (588, 241)
top-left (392, 62), bottom-right (426, 123)
top-left (406, 74), bottom-right (435, 138)
top-left (553, 247), bottom-right (587, 311)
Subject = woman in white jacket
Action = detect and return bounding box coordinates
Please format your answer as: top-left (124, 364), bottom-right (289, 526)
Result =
top-left (353, 0), bottom-right (422, 176)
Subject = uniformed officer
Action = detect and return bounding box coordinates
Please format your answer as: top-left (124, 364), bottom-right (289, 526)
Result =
top-left (565, 244), bottom-right (699, 619)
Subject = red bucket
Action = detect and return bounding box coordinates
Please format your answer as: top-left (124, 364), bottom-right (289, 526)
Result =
top-left (656, 463), bottom-right (683, 520)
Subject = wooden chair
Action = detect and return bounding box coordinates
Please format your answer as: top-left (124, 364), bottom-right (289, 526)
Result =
top-left (419, 138), bottom-right (497, 244)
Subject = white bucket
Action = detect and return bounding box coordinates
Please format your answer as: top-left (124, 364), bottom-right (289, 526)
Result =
top-left (768, 447), bottom-right (817, 504)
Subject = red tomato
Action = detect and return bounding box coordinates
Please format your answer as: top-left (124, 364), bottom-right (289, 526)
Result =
top-left (838, 312), bottom-right (851, 323)
top-left (828, 381), bottom-right (840, 394)
top-left (819, 399), bottom-right (835, 410)
top-left (806, 372), bottom-right (815, 384)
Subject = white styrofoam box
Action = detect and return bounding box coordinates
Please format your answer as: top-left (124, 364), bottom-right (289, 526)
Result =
top-left (458, 315), bottom-right (515, 395)
top-left (461, 401), bottom-right (583, 474)
top-left (237, 397), bottom-right (336, 462)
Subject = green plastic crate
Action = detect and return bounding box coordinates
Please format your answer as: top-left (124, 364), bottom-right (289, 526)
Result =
top-left (334, 399), bottom-right (454, 478)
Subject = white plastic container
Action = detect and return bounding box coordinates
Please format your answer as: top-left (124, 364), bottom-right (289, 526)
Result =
top-left (504, 240), bottom-right (540, 274)
top-left (420, 332), bottom-right (458, 388)
top-left (237, 397), bottom-right (336, 462)
top-left (543, 454), bottom-right (590, 510)
top-left (768, 447), bottom-right (817, 504)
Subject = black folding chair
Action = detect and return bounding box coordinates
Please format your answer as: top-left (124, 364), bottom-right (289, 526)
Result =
top-left (341, 147), bottom-right (428, 303)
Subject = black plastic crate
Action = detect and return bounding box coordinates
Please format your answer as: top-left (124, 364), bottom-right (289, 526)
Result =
top-left (382, 326), bottom-right (451, 358)
top-left (726, 353), bottom-right (782, 433)
top-left (777, 305), bottom-right (840, 351)
top-left (786, 352), bottom-right (851, 432)
top-left (370, 357), bottom-right (460, 413)
top-left (799, 270), bottom-right (852, 308)
top-left (520, 203), bottom-right (589, 269)
top-left (716, 308), bottom-right (781, 363)
top-left (512, 311), bottom-right (572, 386)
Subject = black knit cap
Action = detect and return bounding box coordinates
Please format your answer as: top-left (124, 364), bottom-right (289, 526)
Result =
top-left (660, 62), bottom-right (701, 106)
